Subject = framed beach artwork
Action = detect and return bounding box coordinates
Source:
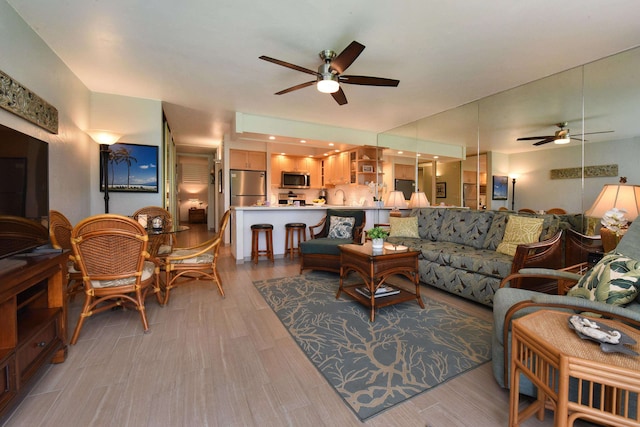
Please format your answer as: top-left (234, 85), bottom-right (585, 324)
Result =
top-left (492, 175), bottom-right (508, 200)
top-left (100, 143), bottom-right (159, 193)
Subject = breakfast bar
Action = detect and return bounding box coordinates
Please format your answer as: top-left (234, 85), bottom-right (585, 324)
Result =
top-left (230, 205), bottom-right (390, 263)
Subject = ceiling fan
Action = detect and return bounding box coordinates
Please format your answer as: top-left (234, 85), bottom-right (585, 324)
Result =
top-left (259, 41), bottom-right (399, 105)
top-left (517, 122), bottom-right (614, 146)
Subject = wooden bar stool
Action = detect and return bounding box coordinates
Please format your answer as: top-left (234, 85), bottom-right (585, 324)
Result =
top-left (251, 223), bottom-right (274, 264)
top-left (284, 222), bottom-right (306, 260)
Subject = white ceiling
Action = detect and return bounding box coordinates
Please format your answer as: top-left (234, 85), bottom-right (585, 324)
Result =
top-left (7, 0), bottom-right (640, 154)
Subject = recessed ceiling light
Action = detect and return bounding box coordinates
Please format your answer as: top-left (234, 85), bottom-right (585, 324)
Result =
top-left (416, 154), bottom-right (421, 157)
top-left (280, 152), bottom-right (285, 155)
top-left (300, 140), bottom-right (306, 143)
top-left (269, 136), bottom-right (275, 140)
top-left (334, 149), bottom-right (340, 152)
top-left (398, 151), bottom-right (403, 155)
top-left (308, 154), bottom-right (313, 157)
top-left (433, 156), bottom-right (439, 159)
top-left (329, 143), bottom-right (334, 146)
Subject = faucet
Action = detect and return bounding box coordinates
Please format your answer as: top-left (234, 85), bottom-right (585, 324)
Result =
top-left (334, 189), bottom-right (346, 205)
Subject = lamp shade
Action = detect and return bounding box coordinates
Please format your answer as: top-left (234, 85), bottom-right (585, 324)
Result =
top-left (385, 191), bottom-right (408, 209)
top-left (408, 192), bottom-right (430, 208)
top-left (86, 129), bottom-right (122, 145)
top-left (585, 183), bottom-right (640, 222)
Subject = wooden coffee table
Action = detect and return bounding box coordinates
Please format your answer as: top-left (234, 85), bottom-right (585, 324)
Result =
top-left (336, 242), bottom-right (424, 321)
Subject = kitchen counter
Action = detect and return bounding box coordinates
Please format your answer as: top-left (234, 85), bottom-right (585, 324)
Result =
top-left (230, 205), bottom-right (395, 263)
top-left (233, 204), bottom-right (385, 210)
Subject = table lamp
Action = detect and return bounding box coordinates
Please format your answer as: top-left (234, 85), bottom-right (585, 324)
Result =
top-left (385, 191), bottom-right (408, 217)
top-left (585, 178), bottom-right (640, 221)
top-left (585, 177), bottom-right (640, 251)
top-left (408, 192), bottom-right (430, 209)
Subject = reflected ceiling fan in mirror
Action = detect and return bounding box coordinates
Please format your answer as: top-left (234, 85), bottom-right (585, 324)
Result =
top-left (259, 41), bottom-right (400, 105)
top-left (517, 122), bottom-right (614, 146)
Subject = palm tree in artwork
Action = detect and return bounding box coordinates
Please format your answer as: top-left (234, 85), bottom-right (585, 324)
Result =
top-left (110, 146), bottom-right (138, 189)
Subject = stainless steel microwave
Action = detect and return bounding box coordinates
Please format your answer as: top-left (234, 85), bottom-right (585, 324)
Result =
top-left (281, 171), bottom-right (311, 189)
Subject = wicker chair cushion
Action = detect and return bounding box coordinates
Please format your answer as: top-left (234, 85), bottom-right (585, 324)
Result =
top-left (67, 260), bottom-right (80, 273)
top-left (169, 249), bottom-right (214, 264)
top-left (157, 244), bottom-right (172, 255)
top-left (91, 260), bottom-right (155, 288)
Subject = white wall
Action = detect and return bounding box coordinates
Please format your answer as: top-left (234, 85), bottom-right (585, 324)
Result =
top-left (0, 1), bottom-right (92, 224)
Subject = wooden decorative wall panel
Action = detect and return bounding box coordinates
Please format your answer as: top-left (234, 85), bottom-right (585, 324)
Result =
top-left (0, 69), bottom-right (58, 134)
top-left (550, 164), bottom-right (618, 180)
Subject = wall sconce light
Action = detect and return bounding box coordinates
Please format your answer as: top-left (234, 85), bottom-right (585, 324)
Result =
top-left (86, 129), bottom-right (122, 213)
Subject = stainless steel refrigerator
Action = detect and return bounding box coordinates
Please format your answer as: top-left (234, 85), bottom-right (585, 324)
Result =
top-left (229, 169), bottom-right (267, 206)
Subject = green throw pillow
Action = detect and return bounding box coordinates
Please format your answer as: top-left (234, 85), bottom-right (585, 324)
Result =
top-left (327, 216), bottom-right (355, 239)
top-left (389, 216), bottom-right (419, 238)
top-left (567, 252), bottom-right (640, 306)
top-left (496, 215), bottom-right (544, 256)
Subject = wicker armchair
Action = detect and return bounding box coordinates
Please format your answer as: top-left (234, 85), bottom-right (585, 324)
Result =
top-left (162, 210), bottom-right (230, 305)
top-left (132, 206), bottom-right (174, 256)
top-left (49, 210), bottom-right (83, 300)
top-left (70, 214), bottom-right (161, 345)
top-left (0, 215), bottom-right (49, 258)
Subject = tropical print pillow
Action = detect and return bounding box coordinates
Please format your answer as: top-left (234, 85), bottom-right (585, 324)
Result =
top-left (496, 215), bottom-right (544, 256)
top-left (327, 216), bottom-right (355, 239)
top-left (568, 252), bottom-right (640, 306)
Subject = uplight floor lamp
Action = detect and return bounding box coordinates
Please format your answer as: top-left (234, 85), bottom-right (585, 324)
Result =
top-left (86, 130), bottom-right (122, 213)
top-left (511, 177), bottom-right (517, 211)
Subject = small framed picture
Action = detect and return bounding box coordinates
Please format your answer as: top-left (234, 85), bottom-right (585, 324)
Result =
top-left (362, 164), bottom-right (374, 173)
top-left (492, 175), bottom-right (508, 200)
top-left (436, 182), bottom-right (446, 198)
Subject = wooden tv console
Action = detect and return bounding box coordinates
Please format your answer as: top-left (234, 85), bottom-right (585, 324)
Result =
top-left (0, 251), bottom-right (68, 419)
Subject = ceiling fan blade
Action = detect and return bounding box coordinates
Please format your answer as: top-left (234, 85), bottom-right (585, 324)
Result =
top-left (533, 137), bottom-right (555, 146)
top-left (259, 56), bottom-right (319, 77)
top-left (331, 87), bottom-right (348, 105)
top-left (339, 75), bottom-right (400, 87)
top-left (274, 81), bottom-right (316, 95)
top-left (517, 136), bottom-right (552, 141)
top-left (330, 41), bottom-right (365, 74)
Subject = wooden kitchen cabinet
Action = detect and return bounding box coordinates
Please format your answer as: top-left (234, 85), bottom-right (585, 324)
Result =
top-left (229, 149), bottom-right (266, 171)
top-left (271, 155), bottom-right (320, 186)
top-left (395, 163), bottom-right (416, 180)
top-left (350, 146), bottom-right (384, 185)
top-left (0, 251), bottom-right (68, 419)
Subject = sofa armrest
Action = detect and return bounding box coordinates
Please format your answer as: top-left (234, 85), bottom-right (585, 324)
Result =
top-left (509, 230), bottom-right (564, 289)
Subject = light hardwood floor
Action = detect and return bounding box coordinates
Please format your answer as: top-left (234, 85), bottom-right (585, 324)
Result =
top-left (2, 224), bottom-right (588, 426)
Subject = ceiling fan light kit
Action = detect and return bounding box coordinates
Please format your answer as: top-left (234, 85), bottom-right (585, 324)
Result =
top-left (259, 41), bottom-right (399, 105)
top-left (518, 121), bottom-right (613, 146)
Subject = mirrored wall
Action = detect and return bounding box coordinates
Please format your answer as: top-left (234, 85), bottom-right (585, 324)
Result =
top-left (377, 45), bottom-right (640, 224)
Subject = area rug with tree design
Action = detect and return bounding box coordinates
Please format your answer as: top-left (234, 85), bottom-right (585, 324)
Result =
top-left (253, 271), bottom-right (492, 421)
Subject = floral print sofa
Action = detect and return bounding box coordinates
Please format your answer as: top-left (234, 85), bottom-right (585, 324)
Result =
top-left (386, 208), bottom-right (571, 307)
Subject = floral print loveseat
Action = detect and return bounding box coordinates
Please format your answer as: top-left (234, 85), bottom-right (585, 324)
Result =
top-left (387, 208), bottom-right (570, 307)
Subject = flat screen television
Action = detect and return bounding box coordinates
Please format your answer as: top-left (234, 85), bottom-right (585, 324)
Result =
top-left (0, 123), bottom-right (49, 259)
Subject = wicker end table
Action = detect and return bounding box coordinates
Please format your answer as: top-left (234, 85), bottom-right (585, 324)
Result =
top-left (510, 309), bottom-right (640, 427)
